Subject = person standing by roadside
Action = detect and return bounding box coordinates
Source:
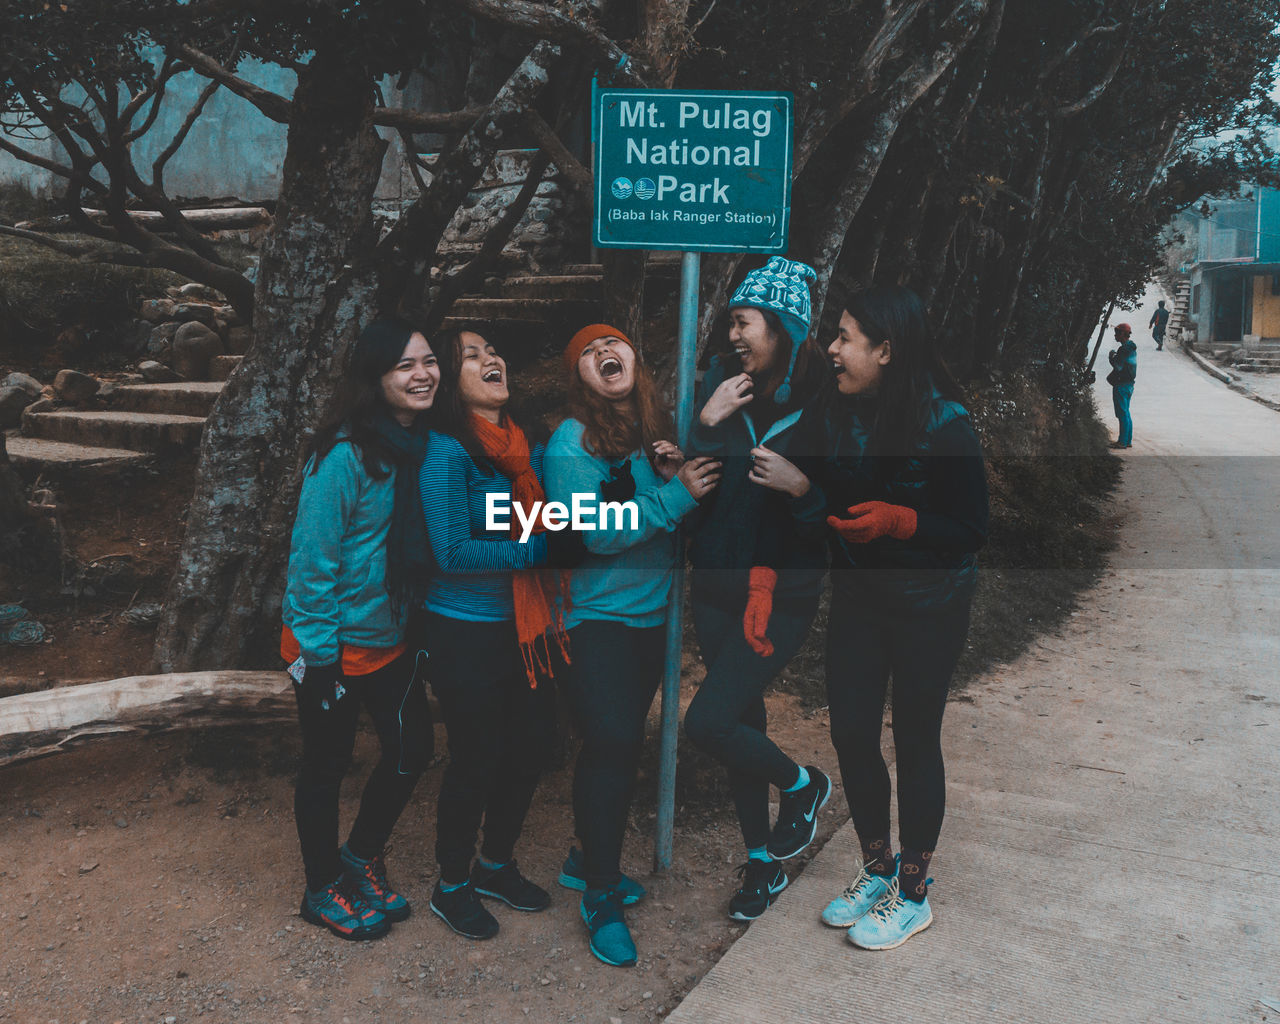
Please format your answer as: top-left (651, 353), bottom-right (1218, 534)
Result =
top-left (1148, 300), bottom-right (1170, 350)
top-left (419, 325), bottom-right (579, 941)
top-left (682, 256), bottom-right (832, 923)
top-left (544, 324), bottom-right (720, 967)
top-left (1107, 323), bottom-right (1138, 449)
top-left (282, 318), bottom-right (439, 941)
top-left (749, 284), bottom-right (988, 950)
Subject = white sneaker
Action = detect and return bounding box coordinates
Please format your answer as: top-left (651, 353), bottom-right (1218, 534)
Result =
top-left (820, 861), bottom-right (895, 928)
top-left (847, 876), bottom-right (933, 950)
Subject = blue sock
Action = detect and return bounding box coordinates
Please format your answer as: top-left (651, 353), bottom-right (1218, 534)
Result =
top-left (440, 879), bottom-right (467, 893)
top-left (747, 846), bottom-right (771, 863)
top-left (784, 765), bottom-right (810, 793)
top-left (340, 843), bottom-right (369, 866)
top-left (477, 856), bottom-right (507, 871)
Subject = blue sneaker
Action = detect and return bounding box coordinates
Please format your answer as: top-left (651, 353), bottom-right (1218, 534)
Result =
top-left (847, 876), bottom-right (933, 950)
top-left (580, 888), bottom-right (637, 967)
top-left (340, 846), bottom-right (411, 922)
top-left (558, 846), bottom-right (646, 905)
top-left (300, 881), bottom-right (390, 941)
top-left (821, 856), bottom-right (897, 928)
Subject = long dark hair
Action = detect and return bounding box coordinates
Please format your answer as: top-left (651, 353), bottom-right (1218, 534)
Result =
top-left (840, 285), bottom-right (961, 455)
top-left (568, 350), bottom-right (674, 462)
top-left (721, 308), bottom-right (828, 414)
top-left (310, 318), bottom-right (430, 477)
top-left (429, 322), bottom-right (538, 465)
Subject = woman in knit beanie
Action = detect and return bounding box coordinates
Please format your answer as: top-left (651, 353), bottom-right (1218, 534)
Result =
top-left (544, 324), bottom-right (721, 967)
top-left (683, 256), bottom-right (833, 922)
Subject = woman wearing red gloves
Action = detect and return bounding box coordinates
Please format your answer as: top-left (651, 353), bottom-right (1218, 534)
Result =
top-left (683, 256), bottom-right (831, 922)
top-left (749, 284), bottom-right (988, 950)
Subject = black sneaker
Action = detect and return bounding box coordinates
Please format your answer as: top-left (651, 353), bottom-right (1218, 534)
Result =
top-left (470, 859), bottom-right (551, 912)
top-left (728, 859), bottom-right (788, 921)
top-left (429, 880), bottom-right (499, 940)
top-left (767, 766), bottom-right (832, 860)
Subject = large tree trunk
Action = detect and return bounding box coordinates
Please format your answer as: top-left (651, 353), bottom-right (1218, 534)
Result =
top-left (154, 48), bottom-right (387, 671)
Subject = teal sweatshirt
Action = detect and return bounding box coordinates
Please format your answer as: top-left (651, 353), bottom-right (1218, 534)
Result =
top-left (282, 440), bottom-right (406, 666)
top-left (545, 418), bottom-right (699, 629)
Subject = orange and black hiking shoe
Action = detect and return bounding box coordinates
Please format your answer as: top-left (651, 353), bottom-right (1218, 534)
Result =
top-left (300, 880), bottom-right (390, 941)
top-left (340, 846), bottom-right (411, 922)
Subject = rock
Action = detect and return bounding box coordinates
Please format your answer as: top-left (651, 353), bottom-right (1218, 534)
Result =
top-left (225, 326), bottom-right (253, 355)
top-left (53, 369), bottom-right (101, 403)
top-left (147, 322), bottom-right (180, 361)
top-left (139, 360), bottom-right (183, 384)
top-left (3, 372), bottom-right (42, 397)
top-left (215, 304), bottom-right (242, 326)
top-left (139, 298), bottom-right (177, 323)
top-left (172, 321), bottom-right (224, 380)
top-left (179, 281), bottom-right (225, 302)
top-left (97, 381), bottom-right (117, 401)
top-left (0, 386), bottom-right (36, 428)
top-left (172, 302), bottom-right (219, 327)
top-left (121, 318), bottom-right (153, 355)
top-left (21, 397), bottom-right (57, 426)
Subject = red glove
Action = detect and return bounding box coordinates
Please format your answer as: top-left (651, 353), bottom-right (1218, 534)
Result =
top-left (743, 566), bottom-right (777, 658)
top-left (826, 501), bottom-right (917, 544)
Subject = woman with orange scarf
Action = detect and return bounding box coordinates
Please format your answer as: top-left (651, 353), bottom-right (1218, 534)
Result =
top-left (418, 326), bottom-right (581, 941)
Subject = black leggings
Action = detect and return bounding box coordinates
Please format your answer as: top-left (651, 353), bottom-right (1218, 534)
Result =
top-left (685, 590), bottom-right (820, 849)
top-left (424, 613), bottom-right (558, 883)
top-left (293, 648), bottom-right (433, 892)
top-left (825, 575), bottom-right (973, 852)
top-left (559, 619), bottom-right (665, 891)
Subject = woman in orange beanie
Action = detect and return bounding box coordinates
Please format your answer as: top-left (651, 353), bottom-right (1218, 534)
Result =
top-left (544, 324), bottom-right (720, 966)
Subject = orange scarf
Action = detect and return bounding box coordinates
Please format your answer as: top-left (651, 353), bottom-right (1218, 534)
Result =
top-left (470, 412), bottom-right (571, 686)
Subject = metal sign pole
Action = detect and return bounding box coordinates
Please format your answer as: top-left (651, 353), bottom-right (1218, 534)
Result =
top-left (655, 249), bottom-right (700, 872)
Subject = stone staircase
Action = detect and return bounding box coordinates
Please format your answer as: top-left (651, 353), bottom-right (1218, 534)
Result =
top-left (1231, 339), bottom-right (1280, 373)
top-left (442, 254), bottom-right (683, 363)
top-left (6, 377), bottom-right (233, 478)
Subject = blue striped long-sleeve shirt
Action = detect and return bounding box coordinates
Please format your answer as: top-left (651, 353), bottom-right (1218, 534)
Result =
top-left (419, 431), bottom-right (548, 621)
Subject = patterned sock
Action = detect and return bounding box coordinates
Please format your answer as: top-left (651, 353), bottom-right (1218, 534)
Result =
top-left (783, 765), bottom-right (810, 793)
top-left (899, 848), bottom-right (933, 902)
top-left (747, 846), bottom-right (771, 863)
top-left (859, 833), bottom-right (894, 877)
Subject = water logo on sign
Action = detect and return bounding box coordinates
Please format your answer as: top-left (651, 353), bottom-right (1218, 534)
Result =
top-left (634, 178), bottom-right (657, 200)
top-left (611, 177), bottom-right (634, 199)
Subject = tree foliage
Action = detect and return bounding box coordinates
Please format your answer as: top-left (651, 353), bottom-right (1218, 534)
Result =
top-left (2, 0), bottom-right (1277, 667)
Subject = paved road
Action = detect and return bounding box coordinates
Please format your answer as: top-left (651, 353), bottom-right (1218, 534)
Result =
top-left (669, 292), bottom-right (1280, 1024)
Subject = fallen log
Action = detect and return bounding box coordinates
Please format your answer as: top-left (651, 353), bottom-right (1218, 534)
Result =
top-left (0, 671), bottom-right (295, 769)
top-left (14, 207), bottom-right (272, 234)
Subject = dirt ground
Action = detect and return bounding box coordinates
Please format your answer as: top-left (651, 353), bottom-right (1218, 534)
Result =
top-left (0, 685), bottom-right (845, 1024)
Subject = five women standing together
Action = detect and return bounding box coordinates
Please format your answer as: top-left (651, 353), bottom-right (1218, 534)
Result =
top-left (282, 262), bottom-right (987, 960)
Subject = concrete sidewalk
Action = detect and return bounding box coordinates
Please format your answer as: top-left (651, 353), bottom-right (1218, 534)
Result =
top-left (669, 297), bottom-right (1280, 1023)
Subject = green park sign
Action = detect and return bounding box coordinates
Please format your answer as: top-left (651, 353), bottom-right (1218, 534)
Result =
top-left (592, 89), bottom-right (793, 253)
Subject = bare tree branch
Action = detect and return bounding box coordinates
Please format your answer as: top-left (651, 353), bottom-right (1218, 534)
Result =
top-left (373, 106), bottom-right (486, 132)
top-left (446, 0), bottom-right (649, 85)
top-left (523, 108), bottom-right (592, 193)
top-left (0, 132), bottom-right (108, 196)
top-left (177, 44), bottom-right (292, 123)
top-left (1037, 21), bottom-right (1123, 85)
top-left (154, 77), bottom-right (221, 184)
top-left (0, 223), bottom-right (92, 258)
top-left (1054, 40), bottom-right (1125, 118)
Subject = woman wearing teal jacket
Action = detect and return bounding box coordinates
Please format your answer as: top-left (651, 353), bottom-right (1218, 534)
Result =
top-left (282, 318), bottom-right (439, 941)
top-left (545, 323), bottom-right (720, 967)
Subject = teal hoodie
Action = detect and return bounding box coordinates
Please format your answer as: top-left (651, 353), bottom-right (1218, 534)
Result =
top-left (545, 418), bottom-right (699, 629)
top-left (282, 440), bottom-right (406, 666)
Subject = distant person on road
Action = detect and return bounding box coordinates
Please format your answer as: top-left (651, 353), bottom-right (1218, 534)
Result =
top-left (544, 323), bottom-right (719, 968)
top-left (749, 285), bottom-right (988, 951)
top-left (1107, 323), bottom-right (1137, 449)
top-left (282, 318), bottom-right (439, 942)
top-left (1149, 301), bottom-right (1170, 351)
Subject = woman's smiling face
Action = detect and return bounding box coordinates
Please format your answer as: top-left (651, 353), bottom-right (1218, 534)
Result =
top-left (379, 332), bottom-right (440, 426)
top-left (456, 331), bottom-right (508, 417)
top-left (728, 306), bottom-right (783, 378)
top-left (576, 335), bottom-right (636, 401)
top-left (828, 310), bottom-right (890, 395)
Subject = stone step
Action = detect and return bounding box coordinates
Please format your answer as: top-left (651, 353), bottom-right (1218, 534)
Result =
top-left (1233, 363), bottom-right (1280, 373)
top-left (23, 410), bottom-right (206, 452)
top-left (209, 355), bottom-right (243, 382)
top-left (563, 263), bottom-right (603, 274)
top-left (449, 297), bottom-right (596, 320)
top-left (498, 275), bottom-right (603, 300)
top-left (109, 381), bottom-right (224, 417)
top-left (3, 434), bottom-right (153, 477)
